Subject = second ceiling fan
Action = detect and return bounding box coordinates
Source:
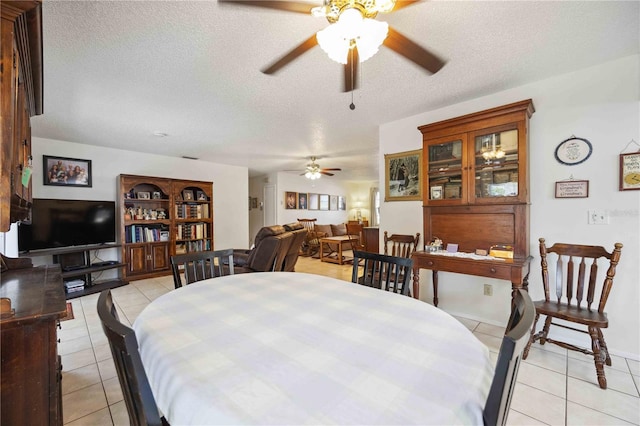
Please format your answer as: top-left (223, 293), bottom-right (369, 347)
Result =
top-left (301, 157), bottom-right (341, 179)
top-left (220, 0), bottom-right (446, 93)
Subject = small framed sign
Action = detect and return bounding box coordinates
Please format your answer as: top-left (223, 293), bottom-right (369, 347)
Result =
top-left (619, 152), bottom-right (640, 191)
top-left (555, 180), bottom-right (589, 198)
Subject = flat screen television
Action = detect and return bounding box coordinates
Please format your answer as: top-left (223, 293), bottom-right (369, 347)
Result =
top-left (18, 198), bottom-right (116, 252)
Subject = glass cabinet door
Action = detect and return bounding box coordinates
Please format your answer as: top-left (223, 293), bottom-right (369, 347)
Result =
top-left (426, 138), bottom-right (464, 202)
top-left (473, 128), bottom-right (519, 200)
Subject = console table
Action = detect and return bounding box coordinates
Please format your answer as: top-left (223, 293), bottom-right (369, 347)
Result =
top-left (411, 251), bottom-right (532, 306)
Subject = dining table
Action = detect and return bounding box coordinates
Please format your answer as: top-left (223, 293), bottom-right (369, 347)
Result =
top-left (133, 272), bottom-right (494, 425)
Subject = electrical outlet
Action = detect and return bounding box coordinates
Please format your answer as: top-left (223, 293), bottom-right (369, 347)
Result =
top-left (588, 209), bottom-right (610, 225)
top-left (483, 284), bottom-right (493, 296)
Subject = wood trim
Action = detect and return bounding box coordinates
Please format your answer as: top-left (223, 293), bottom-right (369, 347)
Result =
top-left (418, 99), bottom-right (534, 140)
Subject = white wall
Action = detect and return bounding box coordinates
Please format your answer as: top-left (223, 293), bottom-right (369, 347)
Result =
top-left (380, 55), bottom-right (640, 359)
top-left (4, 137), bottom-right (249, 264)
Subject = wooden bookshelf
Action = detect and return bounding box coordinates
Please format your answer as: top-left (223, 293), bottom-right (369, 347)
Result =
top-left (118, 175), bottom-right (213, 280)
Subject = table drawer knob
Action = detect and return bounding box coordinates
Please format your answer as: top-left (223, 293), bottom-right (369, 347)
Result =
top-left (427, 261), bottom-right (434, 266)
top-left (490, 268), bottom-right (497, 273)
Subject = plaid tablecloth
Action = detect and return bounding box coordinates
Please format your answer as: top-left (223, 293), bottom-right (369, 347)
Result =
top-left (134, 272), bottom-right (493, 425)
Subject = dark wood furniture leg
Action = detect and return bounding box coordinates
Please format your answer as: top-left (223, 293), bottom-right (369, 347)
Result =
top-left (432, 270), bottom-right (439, 307)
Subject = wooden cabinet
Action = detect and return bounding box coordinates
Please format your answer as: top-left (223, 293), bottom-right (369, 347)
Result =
top-left (1, 1), bottom-right (43, 232)
top-left (418, 100), bottom-right (534, 258)
top-left (362, 227), bottom-right (379, 253)
top-left (413, 100), bottom-right (535, 305)
top-left (118, 175), bottom-right (213, 280)
top-left (419, 100), bottom-right (534, 206)
top-left (124, 242), bottom-right (170, 277)
top-left (1, 265), bottom-right (65, 425)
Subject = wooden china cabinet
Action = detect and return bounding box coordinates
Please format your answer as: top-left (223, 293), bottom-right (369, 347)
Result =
top-left (118, 175), bottom-right (214, 280)
top-left (412, 100), bottom-right (535, 304)
top-left (0, 1), bottom-right (43, 232)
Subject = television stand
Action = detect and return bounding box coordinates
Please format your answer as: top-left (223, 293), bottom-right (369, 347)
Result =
top-left (19, 243), bottom-right (128, 300)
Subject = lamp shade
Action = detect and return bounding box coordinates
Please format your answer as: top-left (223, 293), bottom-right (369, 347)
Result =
top-left (316, 8), bottom-right (389, 64)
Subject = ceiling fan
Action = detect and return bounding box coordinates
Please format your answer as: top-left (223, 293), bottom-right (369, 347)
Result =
top-left (300, 157), bottom-right (342, 179)
top-left (220, 0), bottom-right (446, 93)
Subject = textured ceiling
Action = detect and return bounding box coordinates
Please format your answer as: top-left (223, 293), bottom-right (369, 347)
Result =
top-left (32, 1), bottom-right (639, 181)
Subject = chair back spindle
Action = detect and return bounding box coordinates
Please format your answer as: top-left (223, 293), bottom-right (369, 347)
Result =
top-left (351, 250), bottom-right (413, 296)
top-left (541, 239), bottom-right (621, 313)
top-left (383, 232), bottom-right (420, 258)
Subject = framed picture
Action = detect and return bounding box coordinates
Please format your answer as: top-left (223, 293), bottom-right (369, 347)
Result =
top-left (137, 191), bottom-right (151, 199)
top-left (619, 152), bottom-right (640, 191)
top-left (329, 195), bottom-right (338, 211)
top-left (384, 149), bottom-right (423, 201)
top-left (152, 191), bottom-right (162, 199)
top-left (319, 194), bottom-right (329, 211)
top-left (554, 136), bottom-right (592, 165)
top-left (308, 193), bottom-right (319, 210)
top-left (196, 191), bottom-right (207, 201)
top-left (285, 191), bottom-right (297, 209)
top-left (298, 193), bottom-right (308, 210)
top-left (183, 190), bottom-right (194, 201)
top-left (43, 155), bottom-right (92, 187)
top-left (338, 196), bottom-right (346, 211)
top-left (555, 180), bottom-right (589, 198)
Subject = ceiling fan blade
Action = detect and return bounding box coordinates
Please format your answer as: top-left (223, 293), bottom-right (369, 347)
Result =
top-left (391, 0), bottom-right (423, 12)
top-left (262, 34), bottom-right (318, 74)
top-left (384, 26), bottom-right (446, 74)
top-left (321, 168), bottom-right (342, 171)
top-left (343, 46), bottom-right (359, 92)
top-left (218, 0), bottom-right (317, 14)
top-left (320, 171), bottom-right (335, 176)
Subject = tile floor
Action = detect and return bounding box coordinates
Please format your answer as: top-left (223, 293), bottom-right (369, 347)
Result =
top-left (59, 256), bottom-right (640, 425)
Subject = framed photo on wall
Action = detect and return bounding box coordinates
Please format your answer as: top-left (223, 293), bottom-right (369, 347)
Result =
top-left (285, 191), bottom-right (297, 209)
top-left (384, 149), bottom-right (422, 201)
top-left (308, 193), bottom-right (319, 210)
top-left (319, 194), bottom-right (329, 211)
top-left (338, 196), bottom-right (346, 211)
top-left (620, 152), bottom-right (640, 191)
top-left (43, 155), bottom-right (92, 187)
top-left (298, 193), bottom-right (308, 209)
top-left (329, 195), bottom-right (338, 211)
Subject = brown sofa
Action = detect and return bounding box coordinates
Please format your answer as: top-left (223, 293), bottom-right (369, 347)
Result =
top-left (232, 224), bottom-right (306, 273)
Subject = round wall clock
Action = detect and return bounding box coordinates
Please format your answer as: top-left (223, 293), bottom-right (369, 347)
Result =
top-left (554, 136), bottom-right (592, 165)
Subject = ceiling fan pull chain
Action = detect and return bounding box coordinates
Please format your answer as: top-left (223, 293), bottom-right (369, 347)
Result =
top-left (349, 48), bottom-right (356, 110)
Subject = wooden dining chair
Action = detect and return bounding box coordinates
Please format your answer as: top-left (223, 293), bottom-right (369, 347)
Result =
top-left (97, 290), bottom-right (169, 426)
top-left (170, 248), bottom-right (234, 289)
top-left (383, 231), bottom-right (420, 258)
top-left (523, 238), bottom-right (623, 389)
top-left (351, 250), bottom-right (413, 296)
top-left (483, 288), bottom-right (535, 426)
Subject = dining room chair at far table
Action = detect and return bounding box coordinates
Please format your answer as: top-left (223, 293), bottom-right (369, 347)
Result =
top-left (170, 248), bottom-right (234, 289)
top-left (351, 250), bottom-right (413, 296)
top-left (383, 231), bottom-right (420, 258)
top-left (522, 238), bottom-right (623, 389)
top-left (483, 288), bottom-right (535, 426)
top-left (97, 290), bottom-right (169, 426)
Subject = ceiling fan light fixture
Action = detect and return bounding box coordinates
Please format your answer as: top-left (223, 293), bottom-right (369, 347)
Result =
top-left (316, 8), bottom-right (388, 64)
top-left (305, 170), bottom-right (321, 179)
